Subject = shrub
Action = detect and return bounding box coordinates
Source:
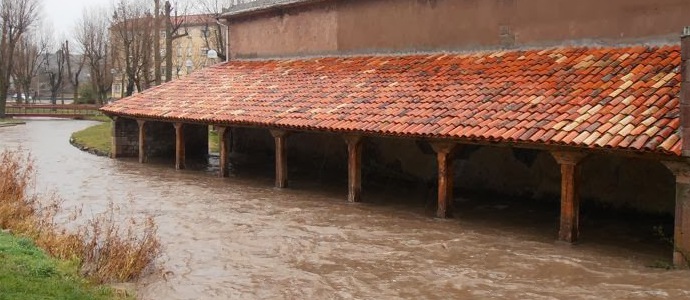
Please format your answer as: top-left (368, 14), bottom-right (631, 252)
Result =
top-left (77, 84), bottom-right (97, 104)
top-left (0, 149), bottom-right (161, 283)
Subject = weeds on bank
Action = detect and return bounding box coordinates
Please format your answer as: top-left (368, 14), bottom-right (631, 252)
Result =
top-left (0, 149), bottom-right (161, 283)
top-left (652, 225), bottom-right (690, 269)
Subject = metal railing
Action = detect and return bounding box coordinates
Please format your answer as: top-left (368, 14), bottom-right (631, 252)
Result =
top-left (5, 104), bottom-right (103, 118)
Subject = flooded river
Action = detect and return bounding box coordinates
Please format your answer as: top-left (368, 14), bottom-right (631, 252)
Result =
top-left (2, 119), bottom-right (690, 299)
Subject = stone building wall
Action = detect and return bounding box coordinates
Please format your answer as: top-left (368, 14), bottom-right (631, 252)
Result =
top-left (113, 118), bottom-right (138, 157)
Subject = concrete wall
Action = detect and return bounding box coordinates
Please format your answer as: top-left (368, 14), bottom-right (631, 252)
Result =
top-left (228, 0), bottom-right (690, 58)
top-left (233, 129), bottom-right (676, 214)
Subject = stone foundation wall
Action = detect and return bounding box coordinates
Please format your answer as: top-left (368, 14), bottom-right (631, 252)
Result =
top-left (145, 121), bottom-right (176, 158)
top-left (113, 118), bottom-right (138, 157)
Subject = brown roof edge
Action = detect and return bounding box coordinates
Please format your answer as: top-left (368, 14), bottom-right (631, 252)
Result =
top-left (220, 0), bottom-right (330, 19)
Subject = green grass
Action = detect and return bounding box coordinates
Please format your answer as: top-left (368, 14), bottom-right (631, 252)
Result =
top-left (81, 115), bottom-right (111, 122)
top-left (71, 122), bottom-right (112, 156)
top-left (209, 128), bottom-right (219, 154)
top-left (0, 232), bottom-right (125, 300)
top-left (0, 118), bottom-right (25, 126)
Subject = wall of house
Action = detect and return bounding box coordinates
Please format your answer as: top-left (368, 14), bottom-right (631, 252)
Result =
top-left (232, 128), bottom-right (676, 214)
top-left (229, 3), bottom-right (339, 58)
top-left (144, 121), bottom-right (176, 158)
top-left (228, 0), bottom-right (690, 58)
top-left (113, 118), bottom-right (139, 158)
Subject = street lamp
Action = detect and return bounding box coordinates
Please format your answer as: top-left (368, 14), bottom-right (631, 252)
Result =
top-left (185, 59), bottom-right (193, 74)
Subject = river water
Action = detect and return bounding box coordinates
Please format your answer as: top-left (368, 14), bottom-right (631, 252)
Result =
top-left (1, 119), bottom-right (690, 299)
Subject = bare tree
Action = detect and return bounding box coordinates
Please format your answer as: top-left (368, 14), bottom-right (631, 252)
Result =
top-left (112, 0), bottom-right (157, 96)
top-left (164, 0), bottom-right (188, 82)
top-left (76, 7), bottom-right (113, 104)
top-left (45, 43), bottom-right (67, 105)
top-left (11, 29), bottom-right (47, 104)
top-left (0, 0), bottom-right (39, 117)
top-left (196, 0), bottom-right (228, 61)
top-left (153, 0), bottom-right (162, 85)
top-left (64, 40), bottom-right (86, 103)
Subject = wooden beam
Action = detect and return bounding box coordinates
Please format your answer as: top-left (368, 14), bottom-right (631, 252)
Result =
top-left (551, 151), bottom-right (587, 243)
top-left (174, 123), bottom-right (185, 170)
top-left (662, 160), bottom-right (690, 268)
top-left (430, 141), bottom-right (457, 218)
top-left (270, 129), bottom-right (289, 188)
top-left (110, 116), bottom-right (118, 159)
top-left (344, 135), bottom-right (363, 202)
top-left (137, 120), bottom-right (147, 163)
top-left (218, 126), bottom-right (229, 177)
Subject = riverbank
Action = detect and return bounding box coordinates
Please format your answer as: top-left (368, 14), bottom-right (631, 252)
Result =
top-left (0, 118), bottom-right (25, 127)
top-left (0, 231), bottom-right (128, 299)
top-left (70, 121), bottom-right (112, 157)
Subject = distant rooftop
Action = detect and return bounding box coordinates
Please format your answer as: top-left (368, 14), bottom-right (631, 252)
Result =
top-left (221, 0), bottom-right (322, 18)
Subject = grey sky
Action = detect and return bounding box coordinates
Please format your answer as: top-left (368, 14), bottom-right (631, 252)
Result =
top-left (43, 0), bottom-right (112, 37)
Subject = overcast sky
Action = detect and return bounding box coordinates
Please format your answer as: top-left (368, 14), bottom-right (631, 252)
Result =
top-left (43, 0), bottom-right (112, 37)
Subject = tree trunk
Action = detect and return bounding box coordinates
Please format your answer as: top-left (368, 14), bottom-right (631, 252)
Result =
top-left (165, 1), bottom-right (173, 82)
top-left (154, 0), bottom-right (162, 86)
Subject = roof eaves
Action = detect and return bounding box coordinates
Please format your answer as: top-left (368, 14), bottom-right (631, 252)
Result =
top-left (220, 0), bottom-right (329, 19)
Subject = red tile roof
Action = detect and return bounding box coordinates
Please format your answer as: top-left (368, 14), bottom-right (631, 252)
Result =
top-left (102, 45), bottom-right (683, 156)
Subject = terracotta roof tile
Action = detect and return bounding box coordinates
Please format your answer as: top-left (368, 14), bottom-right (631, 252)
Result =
top-left (102, 45), bottom-right (683, 156)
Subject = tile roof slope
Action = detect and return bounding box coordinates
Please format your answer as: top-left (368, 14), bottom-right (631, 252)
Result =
top-left (102, 45), bottom-right (683, 156)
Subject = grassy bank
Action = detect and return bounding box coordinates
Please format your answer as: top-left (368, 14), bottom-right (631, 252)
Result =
top-left (0, 232), bottom-right (124, 299)
top-left (0, 118), bottom-right (25, 127)
top-left (0, 149), bottom-right (161, 297)
top-left (71, 121), bottom-right (112, 157)
top-left (71, 121), bottom-right (220, 157)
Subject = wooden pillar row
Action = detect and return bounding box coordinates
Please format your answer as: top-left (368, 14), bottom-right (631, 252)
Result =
top-left (270, 129), bottom-right (289, 188)
top-left (174, 123), bottom-right (185, 170)
top-left (662, 160), bottom-right (690, 268)
top-left (344, 135), bottom-right (363, 203)
top-left (551, 151), bottom-right (587, 243)
top-left (217, 126), bottom-right (230, 178)
top-left (137, 120), bottom-right (147, 163)
top-left (430, 141), bottom-right (457, 218)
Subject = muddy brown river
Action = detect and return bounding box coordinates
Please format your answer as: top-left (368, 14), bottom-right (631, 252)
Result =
top-left (2, 119), bottom-right (690, 299)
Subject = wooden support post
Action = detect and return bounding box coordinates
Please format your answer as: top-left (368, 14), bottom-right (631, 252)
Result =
top-left (344, 135), bottom-right (363, 203)
top-left (663, 161), bottom-right (690, 268)
top-left (218, 126), bottom-right (229, 178)
top-left (174, 123), bottom-right (185, 170)
top-left (110, 116), bottom-right (118, 159)
top-left (270, 129), bottom-right (288, 188)
top-left (551, 151), bottom-right (587, 243)
top-left (137, 120), bottom-right (147, 163)
top-left (430, 141), bottom-right (457, 218)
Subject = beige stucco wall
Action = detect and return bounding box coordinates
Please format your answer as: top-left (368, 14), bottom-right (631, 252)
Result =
top-left (227, 0), bottom-right (690, 58)
top-left (229, 3), bottom-right (339, 58)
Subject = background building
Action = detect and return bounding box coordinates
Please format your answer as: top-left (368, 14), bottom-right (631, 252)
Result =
top-left (111, 14), bottom-right (220, 99)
